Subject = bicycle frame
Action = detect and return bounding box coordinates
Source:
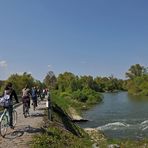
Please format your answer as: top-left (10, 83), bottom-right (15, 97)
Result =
top-left (0, 108), bottom-right (9, 137)
top-left (0, 108), bottom-right (9, 125)
top-left (0, 107), bottom-right (17, 137)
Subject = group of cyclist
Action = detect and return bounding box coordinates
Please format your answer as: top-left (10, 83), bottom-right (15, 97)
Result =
top-left (22, 85), bottom-right (48, 116)
top-left (0, 82), bottom-right (48, 129)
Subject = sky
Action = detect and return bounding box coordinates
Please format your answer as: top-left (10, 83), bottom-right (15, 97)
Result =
top-left (0, 0), bottom-right (147, 81)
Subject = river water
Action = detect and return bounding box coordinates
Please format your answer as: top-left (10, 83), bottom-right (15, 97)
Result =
top-left (78, 92), bottom-right (148, 139)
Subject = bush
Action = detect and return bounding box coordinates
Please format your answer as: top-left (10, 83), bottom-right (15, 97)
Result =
top-left (32, 124), bottom-right (92, 148)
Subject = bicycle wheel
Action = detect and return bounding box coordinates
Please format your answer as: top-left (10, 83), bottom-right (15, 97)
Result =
top-left (0, 115), bottom-right (8, 137)
top-left (12, 110), bottom-right (17, 126)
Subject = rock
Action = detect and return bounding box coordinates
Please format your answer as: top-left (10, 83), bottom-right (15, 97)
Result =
top-left (92, 143), bottom-right (100, 148)
top-left (108, 144), bottom-right (120, 148)
top-left (68, 107), bottom-right (83, 120)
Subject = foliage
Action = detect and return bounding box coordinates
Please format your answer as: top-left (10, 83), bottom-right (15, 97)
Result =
top-left (125, 64), bottom-right (146, 79)
top-left (57, 72), bottom-right (79, 92)
top-left (4, 73), bottom-right (34, 94)
top-left (124, 64), bottom-right (148, 96)
top-left (126, 75), bottom-right (148, 96)
top-left (107, 138), bottom-right (148, 148)
top-left (43, 71), bottom-right (57, 90)
top-left (1, 72), bottom-right (43, 95)
top-left (31, 103), bottom-right (92, 148)
top-left (32, 127), bottom-right (92, 148)
top-left (51, 90), bottom-right (85, 113)
top-left (71, 88), bottom-right (102, 104)
top-left (94, 76), bottom-right (124, 92)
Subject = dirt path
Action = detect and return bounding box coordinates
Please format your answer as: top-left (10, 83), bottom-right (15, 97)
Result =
top-left (0, 100), bottom-right (46, 148)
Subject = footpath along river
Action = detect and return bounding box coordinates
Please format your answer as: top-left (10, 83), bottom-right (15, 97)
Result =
top-left (0, 100), bottom-right (46, 148)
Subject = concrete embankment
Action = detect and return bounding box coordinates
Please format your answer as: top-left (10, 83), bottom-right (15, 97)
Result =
top-left (68, 107), bottom-right (88, 122)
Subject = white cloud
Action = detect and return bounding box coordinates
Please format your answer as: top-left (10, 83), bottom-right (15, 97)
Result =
top-left (0, 60), bottom-right (8, 68)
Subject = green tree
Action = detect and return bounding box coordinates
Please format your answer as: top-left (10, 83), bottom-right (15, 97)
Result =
top-left (43, 71), bottom-right (57, 90)
top-left (57, 72), bottom-right (78, 92)
top-left (5, 72), bottom-right (35, 94)
top-left (125, 64), bottom-right (146, 79)
top-left (79, 75), bottom-right (95, 90)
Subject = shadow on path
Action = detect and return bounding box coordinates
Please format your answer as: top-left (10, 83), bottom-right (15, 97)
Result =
top-left (30, 112), bottom-right (45, 117)
top-left (4, 125), bottom-right (44, 139)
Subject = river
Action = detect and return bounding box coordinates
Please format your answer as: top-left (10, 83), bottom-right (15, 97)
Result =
top-left (78, 91), bottom-right (148, 139)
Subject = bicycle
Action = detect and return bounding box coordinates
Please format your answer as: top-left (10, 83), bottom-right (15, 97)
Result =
top-left (0, 108), bottom-right (17, 137)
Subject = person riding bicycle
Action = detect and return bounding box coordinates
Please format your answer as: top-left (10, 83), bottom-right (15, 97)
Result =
top-left (22, 84), bottom-right (31, 116)
top-left (3, 82), bottom-right (19, 129)
top-left (31, 86), bottom-right (38, 110)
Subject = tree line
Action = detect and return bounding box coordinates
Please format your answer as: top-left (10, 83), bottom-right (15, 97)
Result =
top-left (0, 64), bottom-right (147, 104)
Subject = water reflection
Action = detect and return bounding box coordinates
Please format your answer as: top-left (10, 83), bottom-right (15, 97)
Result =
top-left (128, 93), bottom-right (148, 102)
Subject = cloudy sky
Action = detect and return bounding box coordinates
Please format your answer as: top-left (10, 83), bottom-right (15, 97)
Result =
top-left (0, 0), bottom-right (147, 81)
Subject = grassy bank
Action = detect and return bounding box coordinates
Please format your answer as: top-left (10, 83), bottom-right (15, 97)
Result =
top-left (31, 101), bottom-right (93, 148)
top-left (31, 92), bottom-right (148, 148)
top-left (31, 90), bottom-right (104, 147)
top-left (51, 90), bottom-right (103, 115)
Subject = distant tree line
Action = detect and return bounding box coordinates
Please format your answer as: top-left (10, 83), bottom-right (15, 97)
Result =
top-left (43, 71), bottom-right (126, 105)
top-left (0, 72), bottom-right (46, 95)
top-left (0, 64), bottom-right (147, 105)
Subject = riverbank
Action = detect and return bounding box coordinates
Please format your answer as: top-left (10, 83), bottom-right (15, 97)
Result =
top-left (73, 92), bottom-right (148, 147)
top-left (28, 100), bottom-right (148, 148)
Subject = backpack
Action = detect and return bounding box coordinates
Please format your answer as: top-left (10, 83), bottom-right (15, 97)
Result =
top-left (0, 95), bottom-right (10, 107)
top-left (31, 88), bottom-right (36, 98)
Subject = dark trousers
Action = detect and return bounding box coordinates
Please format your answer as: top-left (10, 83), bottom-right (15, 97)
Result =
top-left (32, 96), bottom-right (37, 107)
top-left (28, 99), bottom-right (30, 108)
top-left (5, 105), bottom-right (13, 126)
top-left (22, 96), bottom-right (30, 109)
top-left (23, 102), bottom-right (29, 114)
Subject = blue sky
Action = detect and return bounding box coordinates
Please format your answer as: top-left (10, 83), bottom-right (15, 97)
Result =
top-left (0, 0), bottom-right (147, 81)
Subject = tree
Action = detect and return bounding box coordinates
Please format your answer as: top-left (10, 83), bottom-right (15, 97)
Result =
top-left (5, 72), bottom-right (35, 94)
top-left (57, 72), bottom-right (77, 92)
top-left (125, 64), bottom-right (145, 79)
top-left (79, 75), bottom-right (95, 90)
top-left (43, 71), bottom-right (57, 89)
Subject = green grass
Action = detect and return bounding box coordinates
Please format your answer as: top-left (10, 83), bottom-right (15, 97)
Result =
top-left (32, 91), bottom-right (148, 148)
top-left (31, 125), bottom-right (92, 148)
top-left (51, 91), bottom-right (86, 114)
top-left (31, 101), bottom-right (93, 148)
top-left (107, 138), bottom-right (148, 148)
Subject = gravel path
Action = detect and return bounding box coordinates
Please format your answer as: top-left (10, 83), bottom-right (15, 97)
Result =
top-left (0, 100), bottom-right (46, 148)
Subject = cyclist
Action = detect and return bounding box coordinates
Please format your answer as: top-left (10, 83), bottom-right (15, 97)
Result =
top-left (31, 86), bottom-right (38, 110)
top-left (22, 84), bottom-right (31, 117)
top-left (3, 82), bottom-right (19, 129)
